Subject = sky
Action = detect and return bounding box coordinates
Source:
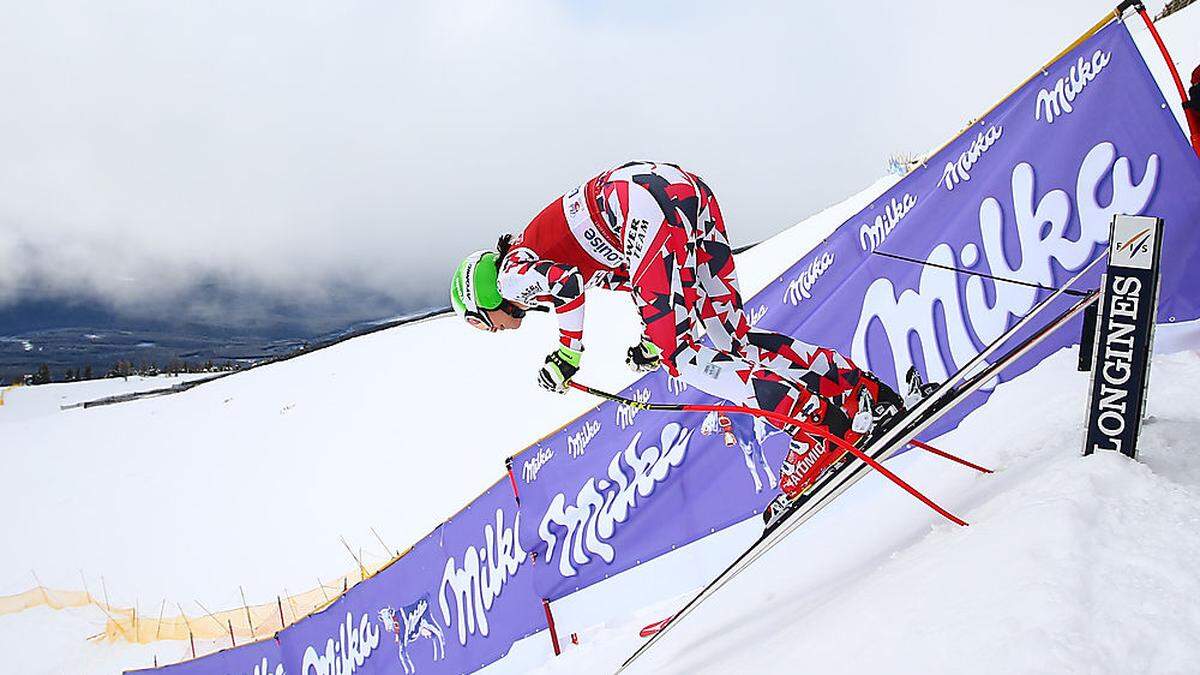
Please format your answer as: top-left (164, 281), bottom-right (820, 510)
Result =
top-left (0, 0), bottom-right (1156, 325)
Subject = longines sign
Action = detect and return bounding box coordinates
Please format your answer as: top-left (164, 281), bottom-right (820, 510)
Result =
top-left (1083, 214), bottom-right (1164, 458)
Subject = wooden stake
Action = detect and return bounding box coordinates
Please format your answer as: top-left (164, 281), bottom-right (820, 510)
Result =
top-left (339, 536), bottom-right (368, 580)
top-left (239, 586), bottom-right (255, 639)
top-left (227, 619), bottom-right (236, 647)
top-left (31, 570), bottom-right (50, 605)
top-left (155, 599), bottom-right (166, 641)
top-left (195, 599), bottom-right (225, 632)
top-left (89, 575), bottom-right (130, 641)
top-left (177, 604), bottom-right (196, 658)
top-left (285, 588), bottom-right (300, 622)
top-left (78, 570), bottom-right (92, 603)
top-left (101, 576), bottom-right (111, 613)
top-left (369, 527), bottom-right (393, 558)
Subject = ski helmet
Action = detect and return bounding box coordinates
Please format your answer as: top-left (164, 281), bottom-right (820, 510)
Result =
top-left (450, 250), bottom-right (504, 330)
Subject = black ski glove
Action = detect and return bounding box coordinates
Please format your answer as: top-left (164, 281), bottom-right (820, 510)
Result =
top-left (625, 339), bottom-right (662, 373)
top-left (538, 346), bottom-right (582, 394)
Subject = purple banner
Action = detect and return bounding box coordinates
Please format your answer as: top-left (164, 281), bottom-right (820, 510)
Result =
top-left (125, 639), bottom-right (283, 675)
top-left (275, 479), bottom-right (543, 674)
top-left (130, 17), bottom-right (1200, 675)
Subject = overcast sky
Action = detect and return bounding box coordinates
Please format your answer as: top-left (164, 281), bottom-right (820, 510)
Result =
top-left (0, 0), bottom-right (1147, 324)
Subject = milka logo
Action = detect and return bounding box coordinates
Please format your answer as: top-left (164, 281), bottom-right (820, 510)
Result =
top-left (522, 447), bottom-right (554, 483)
top-left (1036, 49), bottom-right (1112, 123)
top-left (616, 388), bottom-right (651, 429)
top-left (859, 193), bottom-right (917, 252)
top-left (439, 509), bottom-right (526, 646)
top-left (852, 142), bottom-right (1158, 386)
top-left (538, 423), bottom-right (692, 577)
top-left (748, 304), bottom-right (768, 326)
top-left (942, 125), bottom-right (1003, 190)
top-left (783, 251), bottom-right (835, 305)
top-left (301, 612), bottom-right (381, 675)
top-left (567, 420), bottom-right (601, 458)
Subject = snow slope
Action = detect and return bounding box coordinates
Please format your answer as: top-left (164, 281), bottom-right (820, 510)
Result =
top-left (1, 7), bottom-right (1197, 674)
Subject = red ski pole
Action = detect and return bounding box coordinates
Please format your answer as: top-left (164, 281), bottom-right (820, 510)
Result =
top-left (569, 381), bottom-right (967, 527)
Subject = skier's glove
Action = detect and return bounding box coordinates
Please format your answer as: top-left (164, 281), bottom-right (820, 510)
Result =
top-left (625, 339), bottom-right (662, 373)
top-left (538, 346), bottom-right (582, 394)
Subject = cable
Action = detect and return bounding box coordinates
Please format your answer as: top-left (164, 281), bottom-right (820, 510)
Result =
top-left (872, 249), bottom-right (1092, 298)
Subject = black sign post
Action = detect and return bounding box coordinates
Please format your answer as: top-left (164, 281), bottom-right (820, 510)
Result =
top-left (1082, 214), bottom-right (1164, 459)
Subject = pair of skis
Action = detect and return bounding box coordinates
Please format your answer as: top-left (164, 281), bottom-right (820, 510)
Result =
top-left (588, 255), bottom-right (1103, 673)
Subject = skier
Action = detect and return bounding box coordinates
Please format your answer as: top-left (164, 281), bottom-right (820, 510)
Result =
top-left (450, 161), bottom-right (928, 503)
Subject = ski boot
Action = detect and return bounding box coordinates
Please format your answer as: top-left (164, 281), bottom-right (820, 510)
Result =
top-left (761, 419), bottom-right (855, 531)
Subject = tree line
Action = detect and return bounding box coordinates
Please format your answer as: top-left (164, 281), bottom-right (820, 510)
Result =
top-left (13, 359), bottom-right (242, 386)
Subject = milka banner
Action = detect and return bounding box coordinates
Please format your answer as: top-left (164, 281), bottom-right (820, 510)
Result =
top-left (127, 638), bottom-right (284, 675)
top-left (274, 479), bottom-right (543, 675)
top-left (130, 16), bottom-right (1200, 675)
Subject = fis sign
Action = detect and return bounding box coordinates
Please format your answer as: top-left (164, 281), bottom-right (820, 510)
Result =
top-left (1083, 215), bottom-right (1164, 458)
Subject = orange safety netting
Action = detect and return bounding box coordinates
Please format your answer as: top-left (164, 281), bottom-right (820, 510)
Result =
top-left (0, 558), bottom-right (391, 644)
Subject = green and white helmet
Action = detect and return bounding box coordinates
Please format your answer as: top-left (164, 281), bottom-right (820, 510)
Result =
top-left (450, 250), bottom-right (503, 329)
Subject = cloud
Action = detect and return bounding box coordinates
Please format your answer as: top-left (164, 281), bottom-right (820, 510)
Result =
top-left (0, 0), bottom-right (1115, 321)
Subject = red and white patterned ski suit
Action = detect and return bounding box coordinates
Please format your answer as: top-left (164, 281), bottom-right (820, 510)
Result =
top-left (497, 161), bottom-right (888, 439)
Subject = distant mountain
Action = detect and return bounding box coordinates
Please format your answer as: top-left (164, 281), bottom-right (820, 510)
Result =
top-left (0, 290), bottom-right (437, 384)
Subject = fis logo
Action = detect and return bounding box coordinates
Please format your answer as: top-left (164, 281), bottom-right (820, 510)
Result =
top-left (1117, 228), bottom-right (1152, 255)
top-left (1111, 222), bottom-right (1157, 271)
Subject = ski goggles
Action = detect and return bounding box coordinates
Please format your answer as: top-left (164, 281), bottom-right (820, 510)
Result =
top-left (464, 301), bottom-right (528, 332)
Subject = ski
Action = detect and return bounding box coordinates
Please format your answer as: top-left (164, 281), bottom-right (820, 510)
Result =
top-left (615, 256), bottom-right (1103, 673)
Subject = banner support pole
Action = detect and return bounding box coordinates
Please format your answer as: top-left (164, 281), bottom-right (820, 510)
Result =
top-left (542, 598), bottom-right (562, 656)
top-left (1128, 4), bottom-right (1200, 156)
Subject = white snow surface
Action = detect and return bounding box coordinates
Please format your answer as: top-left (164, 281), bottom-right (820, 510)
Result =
top-left (2, 8), bottom-right (1198, 674)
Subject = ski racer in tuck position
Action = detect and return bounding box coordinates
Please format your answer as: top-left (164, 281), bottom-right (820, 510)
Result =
top-left (449, 161), bottom-right (931, 508)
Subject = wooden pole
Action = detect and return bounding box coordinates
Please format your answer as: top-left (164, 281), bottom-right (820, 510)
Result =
top-left (277, 596), bottom-right (286, 631)
top-left (227, 619), bottom-right (236, 647)
top-left (195, 599), bottom-right (225, 633)
top-left (95, 575), bottom-right (130, 641)
top-left (177, 604), bottom-right (196, 658)
top-left (155, 599), bottom-right (166, 641)
top-left (100, 576), bottom-right (112, 613)
top-left (369, 527), bottom-right (393, 557)
top-left (239, 586), bottom-right (255, 639)
top-left (285, 588), bottom-right (300, 622)
top-left (339, 536), bottom-right (368, 580)
top-left (31, 570), bottom-right (50, 606)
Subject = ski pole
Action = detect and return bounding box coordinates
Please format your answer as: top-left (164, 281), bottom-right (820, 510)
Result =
top-left (568, 381), bottom-right (967, 527)
top-left (908, 439), bottom-right (992, 474)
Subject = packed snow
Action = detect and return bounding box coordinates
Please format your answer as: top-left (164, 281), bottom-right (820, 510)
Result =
top-left (1, 7), bottom-right (1197, 674)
